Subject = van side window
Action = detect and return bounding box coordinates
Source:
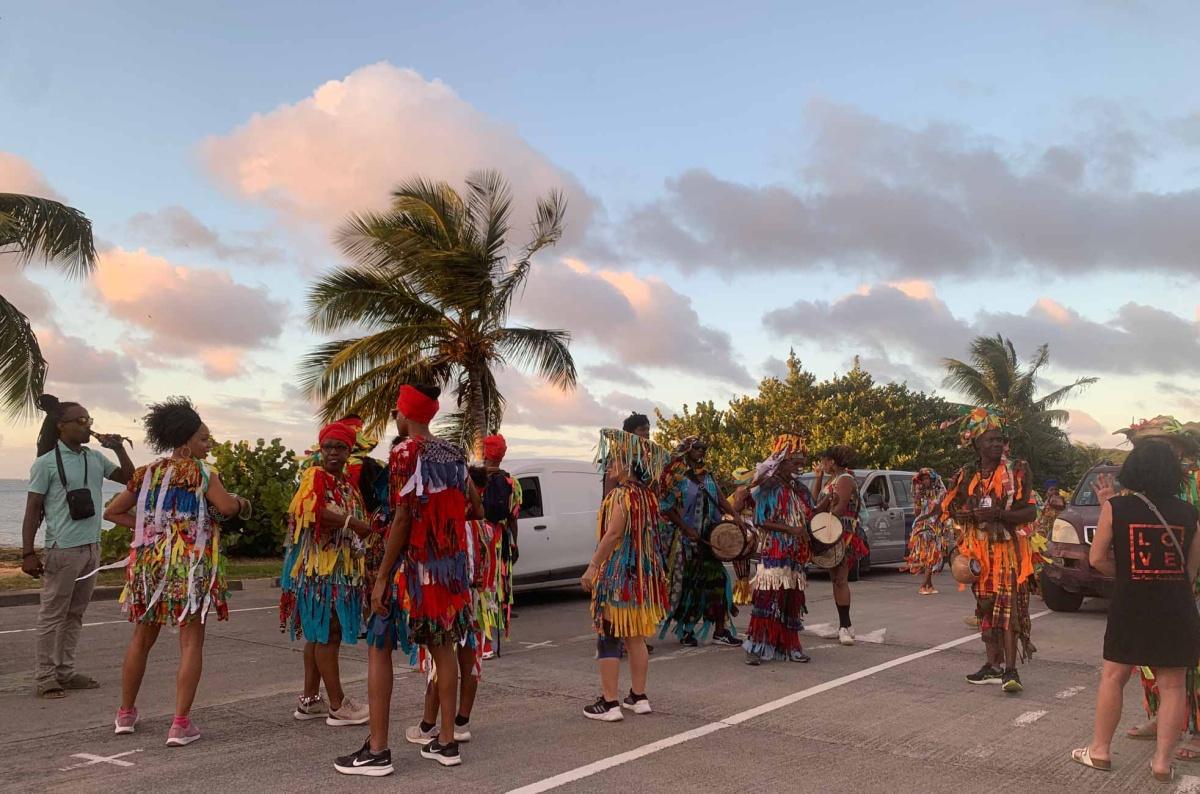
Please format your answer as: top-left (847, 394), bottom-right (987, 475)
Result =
top-left (889, 475), bottom-right (914, 508)
top-left (518, 476), bottom-right (543, 519)
top-left (864, 475), bottom-right (889, 508)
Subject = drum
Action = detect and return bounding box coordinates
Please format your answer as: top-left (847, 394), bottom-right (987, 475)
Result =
top-left (807, 513), bottom-right (847, 569)
top-left (708, 520), bottom-right (758, 562)
top-left (951, 552), bottom-right (981, 585)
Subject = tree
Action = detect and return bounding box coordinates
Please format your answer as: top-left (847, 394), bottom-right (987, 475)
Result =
top-left (210, 438), bottom-right (301, 556)
top-left (302, 171), bottom-right (577, 458)
top-left (655, 354), bottom-right (963, 487)
top-left (0, 194), bottom-right (97, 417)
top-left (942, 334), bottom-right (1097, 485)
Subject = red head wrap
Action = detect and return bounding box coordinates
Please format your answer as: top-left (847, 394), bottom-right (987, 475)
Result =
top-left (318, 421), bottom-right (357, 449)
top-left (395, 385), bottom-right (439, 424)
top-left (483, 434), bottom-right (507, 462)
top-left (340, 416), bottom-right (365, 431)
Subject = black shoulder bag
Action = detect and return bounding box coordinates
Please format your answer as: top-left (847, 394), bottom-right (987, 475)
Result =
top-left (54, 445), bottom-right (96, 520)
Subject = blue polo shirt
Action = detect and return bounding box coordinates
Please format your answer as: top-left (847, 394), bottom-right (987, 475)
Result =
top-left (28, 441), bottom-right (120, 549)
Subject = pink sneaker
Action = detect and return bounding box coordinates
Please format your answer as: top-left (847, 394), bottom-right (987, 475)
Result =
top-left (114, 707), bottom-right (138, 735)
top-left (166, 717), bottom-right (201, 747)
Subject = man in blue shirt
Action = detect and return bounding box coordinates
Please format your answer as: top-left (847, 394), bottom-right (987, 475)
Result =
top-left (21, 396), bottom-right (134, 698)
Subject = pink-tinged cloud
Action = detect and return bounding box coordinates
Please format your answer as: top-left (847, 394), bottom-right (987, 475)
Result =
top-left (125, 207), bottom-right (285, 265)
top-left (0, 152), bottom-right (63, 199)
top-left (93, 247), bottom-right (286, 380)
top-left (516, 259), bottom-right (754, 386)
top-left (496, 369), bottom-right (676, 433)
top-left (38, 329), bottom-right (142, 413)
top-left (199, 63), bottom-right (594, 245)
top-left (1067, 409), bottom-right (1112, 446)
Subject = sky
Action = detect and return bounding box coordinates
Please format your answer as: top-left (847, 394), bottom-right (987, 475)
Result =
top-left (2, 0), bottom-right (1199, 477)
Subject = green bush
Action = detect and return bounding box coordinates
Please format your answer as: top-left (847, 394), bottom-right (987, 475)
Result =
top-left (211, 438), bottom-right (301, 557)
top-left (100, 523), bottom-right (132, 561)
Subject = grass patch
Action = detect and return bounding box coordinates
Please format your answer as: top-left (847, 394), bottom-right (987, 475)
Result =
top-left (0, 550), bottom-right (280, 593)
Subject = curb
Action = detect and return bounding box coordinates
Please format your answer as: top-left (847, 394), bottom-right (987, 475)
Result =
top-left (0, 579), bottom-right (247, 608)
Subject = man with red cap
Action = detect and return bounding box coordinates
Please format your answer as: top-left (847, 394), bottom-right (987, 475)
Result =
top-left (336, 385), bottom-right (483, 777)
top-left (281, 421), bottom-right (373, 726)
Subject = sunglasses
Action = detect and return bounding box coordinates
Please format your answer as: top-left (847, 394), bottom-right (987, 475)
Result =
top-left (61, 416), bottom-right (93, 427)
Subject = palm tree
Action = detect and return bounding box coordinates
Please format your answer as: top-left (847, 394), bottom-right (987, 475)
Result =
top-left (943, 334), bottom-right (1097, 482)
top-left (0, 194), bottom-right (97, 417)
top-left (301, 170), bottom-right (577, 458)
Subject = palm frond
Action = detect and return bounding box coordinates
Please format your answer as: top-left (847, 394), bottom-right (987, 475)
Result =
top-left (491, 190), bottom-right (567, 316)
top-left (306, 265), bottom-right (445, 332)
top-left (0, 193), bottom-right (97, 277)
top-left (495, 326), bottom-right (577, 389)
top-left (941, 357), bottom-right (996, 405)
top-left (464, 170), bottom-right (512, 269)
top-left (1034, 377), bottom-right (1099, 410)
top-left (0, 293), bottom-right (47, 418)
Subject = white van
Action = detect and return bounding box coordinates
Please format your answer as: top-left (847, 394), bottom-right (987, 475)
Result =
top-left (505, 458), bottom-right (601, 591)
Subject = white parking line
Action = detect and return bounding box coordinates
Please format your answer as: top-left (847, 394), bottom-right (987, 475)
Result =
top-left (1012, 710), bottom-right (1048, 727)
top-left (0, 605), bottom-right (276, 635)
top-left (1055, 685), bottom-right (1086, 700)
top-left (508, 611), bottom-right (1050, 793)
top-left (59, 749), bottom-right (142, 771)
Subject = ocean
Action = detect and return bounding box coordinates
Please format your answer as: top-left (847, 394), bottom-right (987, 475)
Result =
top-left (0, 479), bottom-right (124, 547)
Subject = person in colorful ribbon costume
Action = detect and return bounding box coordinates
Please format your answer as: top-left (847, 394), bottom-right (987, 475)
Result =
top-left (581, 428), bottom-right (671, 721)
top-left (280, 420), bottom-right (373, 726)
top-left (478, 434), bottom-right (521, 657)
top-left (104, 397), bottom-right (251, 747)
top-left (940, 407), bottom-right (1038, 694)
top-left (728, 467), bottom-right (757, 606)
top-left (336, 384), bottom-right (482, 776)
top-left (1113, 416), bottom-right (1200, 758)
top-left (742, 433), bottom-right (814, 665)
top-left (658, 436), bottom-right (741, 647)
top-left (903, 468), bottom-right (949, 595)
top-left (812, 443), bottom-right (870, 646)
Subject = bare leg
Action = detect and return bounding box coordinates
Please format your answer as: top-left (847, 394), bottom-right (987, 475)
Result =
top-left (302, 642), bottom-right (320, 699)
top-left (625, 636), bottom-right (649, 695)
top-left (367, 645), bottom-right (393, 753)
top-left (831, 561), bottom-right (851, 607)
top-left (428, 644), bottom-right (458, 743)
top-left (313, 611), bottom-right (345, 709)
top-left (1087, 660), bottom-right (1132, 762)
top-left (599, 658), bottom-right (620, 702)
top-left (922, 571), bottom-right (934, 591)
top-left (1002, 630), bottom-right (1018, 669)
top-left (1154, 668), bottom-right (1188, 775)
top-left (174, 621), bottom-right (206, 717)
top-left (120, 622), bottom-right (162, 710)
top-left (982, 636), bottom-right (1002, 668)
top-left (457, 644), bottom-right (478, 720)
top-left (422, 679), bottom-right (438, 725)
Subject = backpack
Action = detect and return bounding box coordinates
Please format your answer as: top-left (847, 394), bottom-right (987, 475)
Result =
top-left (483, 471), bottom-right (514, 523)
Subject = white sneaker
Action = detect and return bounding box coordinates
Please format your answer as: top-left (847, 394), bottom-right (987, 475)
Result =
top-left (294, 695), bottom-right (328, 721)
top-left (583, 697), bottom-right (624, 722)
top-left (405, 723), bottom-right (438, 745)
top-left (838, 627), bottom-right (855, 646)
top-left (327, 696), bottom-right (370, 726)
top-left (621, 693), bottom-right (652, 714)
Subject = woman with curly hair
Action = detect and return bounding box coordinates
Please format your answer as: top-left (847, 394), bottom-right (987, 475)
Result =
top-left (104, 397), bottom-right (250, 747)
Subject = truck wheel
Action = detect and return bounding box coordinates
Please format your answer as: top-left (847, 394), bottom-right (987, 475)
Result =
top-left (1039, 570), bottom-right (1083, 612)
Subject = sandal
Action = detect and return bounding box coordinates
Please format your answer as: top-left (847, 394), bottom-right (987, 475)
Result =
top-left (1070, 747), bottom-right (1111, 772)
top-left (36, 682), bottom-right (66, 699)
top-left (1127, 721), bottom-right (1157, 740)
top-left (1176, 744), bottom-right (1200, 762)
top-left (1151, 763), bottom-right (1176, 782)
top-left (59, 673), bottom-right (100, 690)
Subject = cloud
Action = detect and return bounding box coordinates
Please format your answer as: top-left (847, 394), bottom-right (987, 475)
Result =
top-left (585, 361), bottom-right (651, 389)
top-left (765, 281), bottom-right (1200, 378)
top-left (0, 265), bottom-right (52, 321)
top-left (38, 328), bottom-right (141, 413)
top-left (629, 99), bottom-right (1200, 279)
top-left (200, 62), bottom-right (594, 246)
top-left (496, 369), bottom-right (676, 433)
top-left (1067, 409), bottom-right (1115, 447)
top-left (517, 259), bottom-right (754, 386)
top-left (92, 247), bottom-right (287, 379)
top-left (126, 207), bottom-right (285, 264)
top-left (0, 152), bottom-right (64, 200)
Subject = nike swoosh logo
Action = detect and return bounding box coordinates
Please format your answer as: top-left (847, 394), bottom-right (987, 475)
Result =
top-left (352, 757), bottom-right (377, 767)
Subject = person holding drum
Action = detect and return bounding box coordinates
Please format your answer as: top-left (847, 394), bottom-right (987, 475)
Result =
top-left (658, 437), bottom-right (741, 648)
top-left (812, 445), bottom-right (870, 647)
top-left (581, 428), bottom-right (671, 721)
top-left (940, 407), bottom-right (1038, 694)
top-left (742, 433), bottom-right (815, 665)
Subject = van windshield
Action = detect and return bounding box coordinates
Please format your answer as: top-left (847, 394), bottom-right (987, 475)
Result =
top-left (1074, 471), bottom-right (1121, 507)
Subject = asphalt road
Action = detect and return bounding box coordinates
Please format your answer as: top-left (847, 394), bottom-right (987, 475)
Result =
top-left (0, 568), bottom-right (1186, 793)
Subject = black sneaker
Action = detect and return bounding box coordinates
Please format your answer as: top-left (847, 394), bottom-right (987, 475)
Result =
top-left (621, 691), bottom-right (652, 715)
top-left (965, 665), bottom-right (1003, 685)
top-left (583, 696), bottom-right (624, 722)
top-left (712, 630), bottom-right (741, 647)
top-left (420, 739), bottom-right (462, 767)
top-left (334, 739), bottom-right (394, 776)
top-left (1002, 669), bottom-right (1023, 694)
top-left (680, 633), bottom-right (698, 647)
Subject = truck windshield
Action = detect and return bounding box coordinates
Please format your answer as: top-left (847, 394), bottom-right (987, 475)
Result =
top-left (1074, 471), bottom-right (1121, 507)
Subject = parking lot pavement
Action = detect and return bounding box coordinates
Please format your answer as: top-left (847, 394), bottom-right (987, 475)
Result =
top-left (0, 570), bottom-right (1177, 793)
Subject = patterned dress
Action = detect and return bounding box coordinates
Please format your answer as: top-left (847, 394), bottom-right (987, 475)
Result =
top-left (120, 457), bottom-right (228, 626)
top-left (903, 471), bottom-right (949, 575)
top-left (742, 479), bottom-right (814, 661)
top-left (941, 458), bottom-right (1038, 662)
top-left (278, 467), bottom-right (367, 644)
top-left (824, 472), bottom-right (870, 565)
top-left (592, 481), bottom-right (669, 638)
top-left (658, 460), bottom-right (734, 642)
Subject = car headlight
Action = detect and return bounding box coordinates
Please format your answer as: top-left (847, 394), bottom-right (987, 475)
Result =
top-left (1051, 518), bottom-right (1079, 544)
